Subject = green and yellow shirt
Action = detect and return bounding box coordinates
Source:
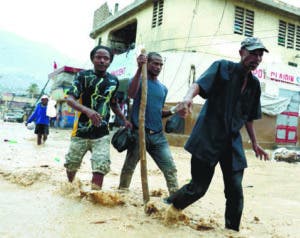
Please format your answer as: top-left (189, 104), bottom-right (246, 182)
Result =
top-left (67, 70), bottom-right (119, 139)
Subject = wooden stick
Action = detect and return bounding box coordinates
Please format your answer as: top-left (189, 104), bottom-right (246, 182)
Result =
top-left (139, 49), bottom-right (149, 203)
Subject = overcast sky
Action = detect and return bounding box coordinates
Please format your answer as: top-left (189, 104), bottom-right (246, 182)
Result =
top-left (0, 0), bottom-right (299, 67)
top-left (0, 0), bottom-right (134, 67)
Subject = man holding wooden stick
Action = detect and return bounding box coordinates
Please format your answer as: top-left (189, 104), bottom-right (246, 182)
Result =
top-left (118, 52), bottom-right (179, 196)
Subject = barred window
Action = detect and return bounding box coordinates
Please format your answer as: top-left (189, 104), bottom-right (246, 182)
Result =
top-left (152, 0), bottom-right (164, 28)
top-left (234, 6), bottom-right (254, 37)
top-left (278, 20), bottom-right (300, 51)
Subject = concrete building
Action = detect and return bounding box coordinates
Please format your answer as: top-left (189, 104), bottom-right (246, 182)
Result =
top-left (49, 66), bottom-right (83, 128)
top-left (91, 0), bottom-right (300, 64)
top-left (90, 0), bottom-right (300, 147)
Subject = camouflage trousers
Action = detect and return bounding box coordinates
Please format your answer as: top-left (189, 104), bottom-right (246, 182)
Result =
top-left (64, 135), bottom-right (110, 175)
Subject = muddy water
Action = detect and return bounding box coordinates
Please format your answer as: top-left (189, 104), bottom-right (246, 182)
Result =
top-left (1, 122), bottom-right (300, 238)
top-left (0, 131), bottom-right (213, 237)
top-left (0, 178), bottom-right (195, 238)
top-left (0, 179), bottom-right (137, 238)
top-left (0, 180), bottom-right (68, 238)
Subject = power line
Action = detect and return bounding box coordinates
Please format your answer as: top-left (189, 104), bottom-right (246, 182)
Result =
top-left (165, 0), bottom-right (200, 93)
top-left (167, 0), bottom-right (228, 99)
top-left (156, 35), bottom-right (279, 52)
top-left (165, 36), bottom-right (281, 100)
top-left (145, 27), bottom-right (280, 44)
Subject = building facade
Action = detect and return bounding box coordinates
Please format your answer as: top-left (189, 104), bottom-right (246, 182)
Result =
top-left (90, 0), bottom-right (300, 146)
top-left (49, 66), bottom-right (83, 128)
top-left (91, 0), bottom-right (300, 64)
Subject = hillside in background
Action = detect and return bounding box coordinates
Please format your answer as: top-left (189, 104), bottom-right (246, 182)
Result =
top-left (0, 30), bottom-right (81, 95)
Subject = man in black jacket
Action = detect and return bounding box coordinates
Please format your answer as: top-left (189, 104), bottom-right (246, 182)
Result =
top-left (165, 37), bottom-right (269, 231)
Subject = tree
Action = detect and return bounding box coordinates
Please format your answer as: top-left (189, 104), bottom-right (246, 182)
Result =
top-left (26, 83), bottom-right (39, 98)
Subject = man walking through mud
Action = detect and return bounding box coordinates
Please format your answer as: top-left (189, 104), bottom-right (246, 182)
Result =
top-left (165, 37), bottom-right (269, 231)
top-left (64, 45), bottom-right (131, 190)
top-left (26, 95), bottom-right (50, 145)
top-left (118, 52), bottom-right (179, 196)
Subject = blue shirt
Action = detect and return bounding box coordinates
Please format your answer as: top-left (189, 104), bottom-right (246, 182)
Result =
top-left (184, 60), bottom-right (261, 171)
top-left (27, 103), bottom-right (49, 125)
top-left (130, 77), bottom-right (168, 132)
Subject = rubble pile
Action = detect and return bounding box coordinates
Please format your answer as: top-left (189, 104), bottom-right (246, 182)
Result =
top-left (272, 148), bottom-right (300, 163)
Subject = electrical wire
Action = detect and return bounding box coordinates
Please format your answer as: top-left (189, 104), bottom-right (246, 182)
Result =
top-left (165, 0), bottom-right (200, 94)
top-left (167, 0), bottom-right (228, 99)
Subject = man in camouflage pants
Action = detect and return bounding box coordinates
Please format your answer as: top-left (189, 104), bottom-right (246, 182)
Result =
top-left (64, 45), bottom-right (131, 190)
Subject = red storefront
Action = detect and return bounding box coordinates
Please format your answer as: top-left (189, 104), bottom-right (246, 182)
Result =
top-left (253, 65), bottom-right (300, 145)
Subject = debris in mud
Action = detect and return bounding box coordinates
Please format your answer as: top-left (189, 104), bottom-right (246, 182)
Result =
top-left (150, 189), bottom-right (164, 197)
top-left (83, 190), bottom-right (125, 207)
top-left (189, 218), bottom-right (215, 231)
top-left (164, 204), bottom-right (190, 225)
top-left (145, 201), bottom-right (160, 215)
top-left (272, 148), bottom-right (300, 163)
top-left (253, 216), bottom-right (260, 223)
top-left (1, 169), bottom-right (49, 186)
top-left (91, 220), bottom-right (106, 224)
top-left (59, 180), bottom-right (83, 197)
top-left (59, 181), bottom-right (125, 206)
top-left (90, 217), bottom-right (118, 224)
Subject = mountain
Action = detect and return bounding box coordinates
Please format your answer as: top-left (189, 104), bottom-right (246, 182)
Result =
top-left (0, 30), bottom-right (79, 95)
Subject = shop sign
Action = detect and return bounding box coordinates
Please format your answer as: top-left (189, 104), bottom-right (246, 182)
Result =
top-left (267, 68), bottom-right (300, 86)
top-left (253, 66), bottom-right (300, 86)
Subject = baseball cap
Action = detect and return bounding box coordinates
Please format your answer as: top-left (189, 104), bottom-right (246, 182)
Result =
top-left (41, 95), bottom-right (49, 100)
top-left (241, 37), bottom-right (269, 53)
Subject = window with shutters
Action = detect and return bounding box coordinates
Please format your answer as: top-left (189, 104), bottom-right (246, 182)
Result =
top-left (278, 20), bottom-right (300, 51)
top-left (287, 23), bottom-right (295, 49)
top-left (296, 26), bottom-right (300, 51)
top-left (152, 0), bottom-right (164, 28)
top-left (233, 6), bottom-right (254, 37)
top-left (278, 20), bottom-right (286, 46)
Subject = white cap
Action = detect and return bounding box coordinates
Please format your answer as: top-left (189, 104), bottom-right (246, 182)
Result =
top-left (41, 95), bottom-right (49, 100)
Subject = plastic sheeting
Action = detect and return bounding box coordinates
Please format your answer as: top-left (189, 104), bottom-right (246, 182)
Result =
top-left (260, 93), bottom-right (291, 116)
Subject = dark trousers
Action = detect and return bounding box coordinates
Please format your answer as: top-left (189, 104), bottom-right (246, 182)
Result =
top-left (167, 156), bottom-right (244, 231)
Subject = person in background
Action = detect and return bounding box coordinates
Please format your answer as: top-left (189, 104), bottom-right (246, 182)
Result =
top-left (118, 52), bottom-right (179, 196)
top-left (115, 97), bottom-right (128, 127)
top-left (25, 95), bottom-right (50, 145)
top-left (64, 45), bottom-right (131, 190)
top-left (164, 37), bottom-right (270, 231)
top-left (108, 108), bottom-right (116, 131)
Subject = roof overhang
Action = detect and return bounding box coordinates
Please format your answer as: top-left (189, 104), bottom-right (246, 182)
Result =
top-left (242, 0), bottom-right (300, 19)
top-left (90, 0), bottom-right (300, 40)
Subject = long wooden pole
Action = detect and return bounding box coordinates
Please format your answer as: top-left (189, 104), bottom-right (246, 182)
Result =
top-left (139, 49), bottom-right (149, 203)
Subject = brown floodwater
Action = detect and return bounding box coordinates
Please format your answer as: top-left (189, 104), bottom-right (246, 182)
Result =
top-left (1, 122), bottom-right (300, 238)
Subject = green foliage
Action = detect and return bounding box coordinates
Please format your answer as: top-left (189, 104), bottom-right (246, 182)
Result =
top-left (26, 83), bottom-right (39, 98)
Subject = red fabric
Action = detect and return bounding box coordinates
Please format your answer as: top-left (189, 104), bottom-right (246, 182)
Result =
top-left (92, 173), bottom-right (104, 188)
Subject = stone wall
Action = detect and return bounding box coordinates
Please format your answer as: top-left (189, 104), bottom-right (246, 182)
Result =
top-left (93, 3), bottom-right (111, 30)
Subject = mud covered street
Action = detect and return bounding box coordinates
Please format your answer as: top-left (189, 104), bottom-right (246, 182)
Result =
top-left (1, 122), bottom-right (300, 238)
